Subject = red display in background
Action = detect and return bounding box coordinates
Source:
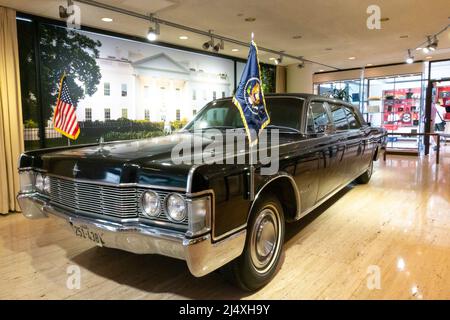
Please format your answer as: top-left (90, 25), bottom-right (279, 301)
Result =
top-left (436, 86), bottom-right (450, 120)
top-left (383, 87), bottom-right (421, 130)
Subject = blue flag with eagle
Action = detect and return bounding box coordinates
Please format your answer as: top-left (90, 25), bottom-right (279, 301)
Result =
top-left (232, 41), bottom-right (270, 146)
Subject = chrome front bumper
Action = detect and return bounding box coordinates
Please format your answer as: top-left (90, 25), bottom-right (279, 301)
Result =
top-left (17, 193), bottom-right (246, 277)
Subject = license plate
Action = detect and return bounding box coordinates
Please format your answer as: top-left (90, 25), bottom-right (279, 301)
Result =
top-left (71, 222), bottom-right (105, 247)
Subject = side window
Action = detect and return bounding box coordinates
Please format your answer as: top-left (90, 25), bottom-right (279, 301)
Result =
top-left (343, 107), bottom-right (361, 129)
top-left (330, 104), bottom-right (349, 131)
top-left (307, 101), bottom-right (331, 133)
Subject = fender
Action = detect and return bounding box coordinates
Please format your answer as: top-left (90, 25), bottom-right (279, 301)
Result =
top-left (247, 172), bottom-right (302, 224)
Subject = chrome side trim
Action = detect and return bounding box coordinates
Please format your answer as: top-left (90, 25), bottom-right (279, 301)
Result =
top-left (186, 164), bottom-right (201, 193)
top-left (211, 173), bottom-right (302, 242)
top-left (212, 225), bottom-right (248, 242)
top-left (295, 168), bottom-right (369, 220)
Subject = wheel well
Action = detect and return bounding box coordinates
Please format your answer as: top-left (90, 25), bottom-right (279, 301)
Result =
top-left (255, 177), bottom-right (299, 222)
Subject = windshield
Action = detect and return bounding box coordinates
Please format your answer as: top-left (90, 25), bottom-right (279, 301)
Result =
top-left (184, 97), bottom-right (304, 131)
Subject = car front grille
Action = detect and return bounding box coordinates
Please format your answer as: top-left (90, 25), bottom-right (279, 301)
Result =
top-left (49, 176), bottom-right (188, 224)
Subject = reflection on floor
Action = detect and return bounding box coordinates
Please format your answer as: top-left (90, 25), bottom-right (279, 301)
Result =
top-left (1, 150), bottom-right (450, 300)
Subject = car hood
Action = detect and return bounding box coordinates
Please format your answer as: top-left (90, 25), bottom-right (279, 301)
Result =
top-left (30, 131), bottom-right (302, 190)
top-left (38, 133), bottom-right (201, 189)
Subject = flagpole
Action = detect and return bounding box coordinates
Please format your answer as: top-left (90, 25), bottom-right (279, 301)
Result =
top-left (249, 31), bottom-right (255, 201)
top-left (249, 142), bottom-right (255, 201)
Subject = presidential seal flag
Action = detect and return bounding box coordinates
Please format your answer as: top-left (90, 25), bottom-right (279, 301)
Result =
top-left (232, 40), bottom-right (270, 146)
top-left (53, 74), bottom-right (80, 140)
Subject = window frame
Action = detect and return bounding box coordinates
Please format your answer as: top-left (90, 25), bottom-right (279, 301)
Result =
top-left (121, 108), bottom-right (128, 119)
top-left (104, 82), bottom-right (110, 96)
top-left (121, 83), bottom-right (127, 97)
top-left (85, 107), bottom-right (92, 122)
top-left (342, 105), bottom-right (362, 130)
top-left (328, 103), bottom-right (351, 132)
top-left (306, 99), bottom-right (333, 134)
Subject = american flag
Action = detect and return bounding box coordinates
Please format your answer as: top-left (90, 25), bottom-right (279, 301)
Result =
top-left (53, 75), bottom-right (80, 140)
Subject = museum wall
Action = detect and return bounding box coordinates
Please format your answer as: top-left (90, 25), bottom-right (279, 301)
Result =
top-left (286, 63), bottom-right (315, 94)
top-left (313, 62), bottom-right (424, 83)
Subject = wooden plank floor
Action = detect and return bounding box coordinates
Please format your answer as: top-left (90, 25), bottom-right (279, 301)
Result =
top-left (1, 151), bottom-right (450, 299)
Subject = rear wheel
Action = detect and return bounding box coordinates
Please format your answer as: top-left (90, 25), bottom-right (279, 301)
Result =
top-left (356, 160), bottom-right (373, 184)
top-left (223, 195), bottom-right (285, 291)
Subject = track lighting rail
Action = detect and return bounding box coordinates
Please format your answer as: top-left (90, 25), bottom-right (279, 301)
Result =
top-left (75, 0), bottom-right (339, 70)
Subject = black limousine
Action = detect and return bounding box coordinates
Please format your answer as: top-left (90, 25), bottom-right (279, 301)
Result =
top-left (17, 94), bottom-right (386, 290)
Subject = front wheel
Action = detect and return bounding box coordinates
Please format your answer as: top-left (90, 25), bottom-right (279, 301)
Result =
top-left (224, 195), bottom-right (285, 291)
top-left (356, 160), bottom-right (373, 184)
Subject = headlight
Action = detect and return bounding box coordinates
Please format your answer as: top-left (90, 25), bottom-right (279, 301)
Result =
top-left (43, 176), bottom-right (51, 194)
top-left (141, 191), bottom-right (160, 217)
top-left (19, 171), bottom-right (35, 193)
top-left (166, 193), bottom-right (186, 222)
top-left (187, 196), bottom-right (211, 236)
top-left (35, 173), bottom-right (44, 192)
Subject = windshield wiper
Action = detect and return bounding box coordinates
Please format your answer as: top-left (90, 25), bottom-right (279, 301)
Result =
top-left (266, 125), bottom-right (301, 134)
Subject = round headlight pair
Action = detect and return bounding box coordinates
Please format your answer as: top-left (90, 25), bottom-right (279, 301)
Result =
top-left (141, 191), bottom-right (160, 217)
top-left (166, 193), bottom-right (186, 222)
top-left (35, 173), bottom-right (50, 194)
top-left (141, 191), bottom-right (186, 222)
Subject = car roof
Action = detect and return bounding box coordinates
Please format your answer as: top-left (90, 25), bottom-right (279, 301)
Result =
top-left (217, 93), bottom-right (357, 110)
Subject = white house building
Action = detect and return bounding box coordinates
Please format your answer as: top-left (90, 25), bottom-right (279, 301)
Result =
top-left (77, 50), bottom-right (232, 123)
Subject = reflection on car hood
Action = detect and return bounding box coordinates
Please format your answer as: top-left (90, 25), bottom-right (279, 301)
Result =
top-left (38, 131), bottom-right (300, 189)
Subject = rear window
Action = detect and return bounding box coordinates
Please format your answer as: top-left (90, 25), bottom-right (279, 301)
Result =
top-left (266, 97), bottom-right (303, 130)
top-left (343, 107), bottom-right (361, 129)
top-left (330, 104), bottom-right (349, 131)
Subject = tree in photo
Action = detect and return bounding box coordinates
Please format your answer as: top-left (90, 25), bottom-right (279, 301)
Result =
top-left (38, 25), bottom-right (102, 123)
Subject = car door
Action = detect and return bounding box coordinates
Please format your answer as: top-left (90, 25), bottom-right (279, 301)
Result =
top-left (327, 103), bottom-right (351, 189)
top-left (306, 100), bottom-right (342, 201)
top-left (342, 105), bottom-right (367, 176)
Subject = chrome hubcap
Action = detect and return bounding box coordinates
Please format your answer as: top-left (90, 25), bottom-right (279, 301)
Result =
top-left (250, 207), bottom-right (280, 274)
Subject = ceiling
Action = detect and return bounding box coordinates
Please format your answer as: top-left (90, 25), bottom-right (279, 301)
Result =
top-left (1, 0), bottom-right (450, 71)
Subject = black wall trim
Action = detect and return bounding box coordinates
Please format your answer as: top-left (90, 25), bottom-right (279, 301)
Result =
top-left (314, 61), bottom-right (427, 76)
top-left (15, 11), bottom-right (252, 64)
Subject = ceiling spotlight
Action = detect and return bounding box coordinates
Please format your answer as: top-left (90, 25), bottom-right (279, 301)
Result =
top-left (348, 56), bottom-right (356, 60)
top-left (213, 39), bottom-right (224, 53)
top-left (429, 36), bottom-right (439, 51)
top-left (179, 35), bottom-right (188, 40)
top-left (231, 48), bottom-right (239, 52)
top-left (202, 38), bottom-right (214, 50)
top-left (202, 31), bottom-right (215, 50)
top-left (147, 15), bottom-right (160, 42)
top-left (101, 17), bottom-right (113, 22)
top-left (59, 0), bottom-right (74, 19)
top-left (423, 35), bottom-right (438, 53)
top-left (406, 49), bottom-right (414, 64)
top-left (274, 55), bottom-right (283, 65)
